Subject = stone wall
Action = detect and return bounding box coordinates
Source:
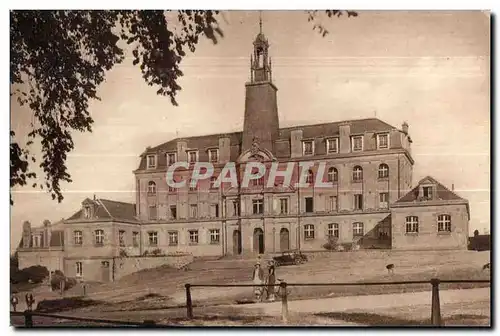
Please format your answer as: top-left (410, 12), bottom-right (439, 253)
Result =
top-left (17, 249), bottom-right (65, 272)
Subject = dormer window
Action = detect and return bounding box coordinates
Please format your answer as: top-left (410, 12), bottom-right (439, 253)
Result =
top-left (302, 140), bottom-right (314, 156)
top-left (147, 155), bottom-right (157, 169)
top-left (187, 150), bottom-right (198, 164)
top-left (83, 205), bottom-right (92, 219)
top-left (423, 186), bottom-right (434, 199)
top-left (351, 136), bottom-right (363, 152)
top-left (326, 138), bottom-right (339, 154)
top-left (166, 153), bottom-right (176, 166)
top-left (208, 149), bottom-right (219, 163)
top-left (377, 133), bottom-right (389, 149)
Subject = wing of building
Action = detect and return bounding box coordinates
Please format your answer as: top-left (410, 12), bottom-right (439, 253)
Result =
top-left (16, 26), bottom-right (470, 282)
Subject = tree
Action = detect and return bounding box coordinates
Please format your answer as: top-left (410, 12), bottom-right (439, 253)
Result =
top-left (10, 10), bottom-right (356, 205)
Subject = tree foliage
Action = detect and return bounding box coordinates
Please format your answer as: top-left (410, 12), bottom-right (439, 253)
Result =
top-left (10, 10), bottom-right (356, 205)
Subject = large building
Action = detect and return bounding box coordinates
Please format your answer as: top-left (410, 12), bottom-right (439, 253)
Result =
top-left (16, 28), bottom-right (470, 282)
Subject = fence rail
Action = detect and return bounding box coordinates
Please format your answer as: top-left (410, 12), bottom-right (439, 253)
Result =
top-left (10, 310), bottom-right (159, 327)
top-left (184, 278), bottom-right (491, 326)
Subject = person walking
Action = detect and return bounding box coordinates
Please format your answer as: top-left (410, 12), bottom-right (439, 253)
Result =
top-left (252, 262), bottom-right (264, 301)
top-left (266, 264), bottom-right (276, 302)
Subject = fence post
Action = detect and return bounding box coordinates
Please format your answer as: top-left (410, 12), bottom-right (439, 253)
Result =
top-left (185, 284), bottom-right (193, 319)
top-left (24, 310), bottom-right (33, 328)
top-left (430, 278), bottom-right (442, 326)
top-left (280, 282), bottom-right (289, 324)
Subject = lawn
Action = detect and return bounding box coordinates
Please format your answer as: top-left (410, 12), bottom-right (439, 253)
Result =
top-left (58, 249), bottom-right (490, 316)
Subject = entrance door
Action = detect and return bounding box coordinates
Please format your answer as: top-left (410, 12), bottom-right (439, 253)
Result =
top-left (280, 228), bottom-right (290, 251)
top-left (253, 228), bottom-right (265, 254)
top-left (233, 230), bottom-right (242, 255)
top-left (101, 261), bottom-right (110, 282)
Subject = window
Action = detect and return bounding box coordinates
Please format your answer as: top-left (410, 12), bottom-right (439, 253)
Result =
top-left (379, 192), bottom-right (389, 209)
top-left (208, 149), bottom-right (219, 163)
top-left (328, 196), bottom-right (338, 212)
top-left (326, 138), bottom-right (339, 154)
top-left (232, 200), bottom-right (240, 216)
top-left (189, 180), bottom-right (197, 192)
top-left (328, 223), bottom-right (339, 238)
top-left (132, 232), bottom-right (139, 247)
top-left (351, 136), bottom-right (363, 152)
top-left (210, 176), bottom-right (218, 189)
top-left (405, 216), bottom-right (419, 233)
top-left (377, 133), bottom-right (389, 149)
top-left (353, 166), bottom-right (363, 182)
top-left (253, 199), bottom-right (264, 215)
top-left (437, 215), bottom-right (452, 232)
top-left (147, 154), bottom-right (156, 169)
top-left (76, 262), bottom-right (83, 277)
top-left (168, 231), bottom-right (178, 246)
top-left (32, 234), bottom-right (41, 247)
top-left (252, 176), bottom-right (265, 186)
top-left (83, 205), bottom-right (92, 219)
top-left (210, 204), bottom-right (219, 218)
top-left (148, 231), bottom-right (158, 246)
top-left (210, 229), bottom-right (220, 244)
top-left (147, 181), bottom-right (156, 195)
top-left (170, 205), bottom-right (177, 219)
top-left (327, 167), bottom-right (338, 183)
top-left (189, 230), bottom-right (199, 244)
top-left (119, 230), bottom-right (125, 247)
top-left (167, 153), bottom-right (176, 166)
top-left (189, 204), bottom-right (198, 218)
top-left (187, 150), bottom-right (198, 163)
top-left (74, 231), bottom-right (83, 245)
top-left (279, 198), bottom-right (288, 215)
top-left (94, 230), bottom-right (104, 246)
top-left (353, 222), bottom-right (364, 237)
top-left (149, 205), bottom-right (157, 220)
top-left (302, 140), bottom-right (314, 156)
top-left (423, 186), bottom-right (433, 199)
top-left (306, 170), bottom-right (314, 184)
top-left (305, 197), bottom-right (314, 213)
top-left (378, 164), bottom-right (389, 179)
top-left (304, 224), bottom-right (315, 240)
top-left (354, 194), bottom-right (363, 210)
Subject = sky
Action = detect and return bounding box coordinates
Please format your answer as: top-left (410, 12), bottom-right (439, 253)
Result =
top-left (10, 11), bottom-right (490, 248)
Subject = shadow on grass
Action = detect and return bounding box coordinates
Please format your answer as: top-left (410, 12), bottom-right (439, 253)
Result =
top-left (36, 297), bottom-right (104, 313)
top-left (314, 312), bottom-right (490, 326)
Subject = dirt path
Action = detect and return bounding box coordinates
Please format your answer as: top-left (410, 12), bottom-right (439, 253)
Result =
top-left (220, 287), bottom-right (491, 316)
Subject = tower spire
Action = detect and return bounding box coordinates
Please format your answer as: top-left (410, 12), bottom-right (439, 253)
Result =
top-left (259, 10), bottom-right (263, 34)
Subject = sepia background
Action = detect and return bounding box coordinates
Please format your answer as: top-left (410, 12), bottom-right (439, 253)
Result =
top-left (9, 10), bottom-right (490, 250)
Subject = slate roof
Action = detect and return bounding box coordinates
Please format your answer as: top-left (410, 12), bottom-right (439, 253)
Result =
top-left (395, 176), bottom-right (467, 203)
top-left (66, 198), bottom-right (137, 222)
top-left (138, 118), bottom-right (398, 169)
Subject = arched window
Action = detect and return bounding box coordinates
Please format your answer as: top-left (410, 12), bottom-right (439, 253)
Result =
top-left (437, 214), bottom-right (452, 232)
top-left (378, 164), bottom-right (389, 179)
top-left (147, 181), bottom-right (156, 195)
top-left (405, 216), bottom-right (419, 233)
top-left (352, 166), bottom-right (363, 182)
top-left (306, 170), bottom-right (314, 184)
top-left (327, 167), bottom-right (338, 183)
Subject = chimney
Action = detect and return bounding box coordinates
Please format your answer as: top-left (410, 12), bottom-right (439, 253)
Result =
top-left (93, 194), bottom-right (96, 201)
top-left (452, 184), bottom-right (455, 191)
top-left (402, 121), bottom-right (409, 134)
top-left (339, 122), bottom-right (351, 154)
top-left (22, 221), bottom-right (31, 248)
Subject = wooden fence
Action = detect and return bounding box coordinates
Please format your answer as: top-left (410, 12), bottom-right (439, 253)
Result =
top-left (185, 278), bottom-right (491, 325)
